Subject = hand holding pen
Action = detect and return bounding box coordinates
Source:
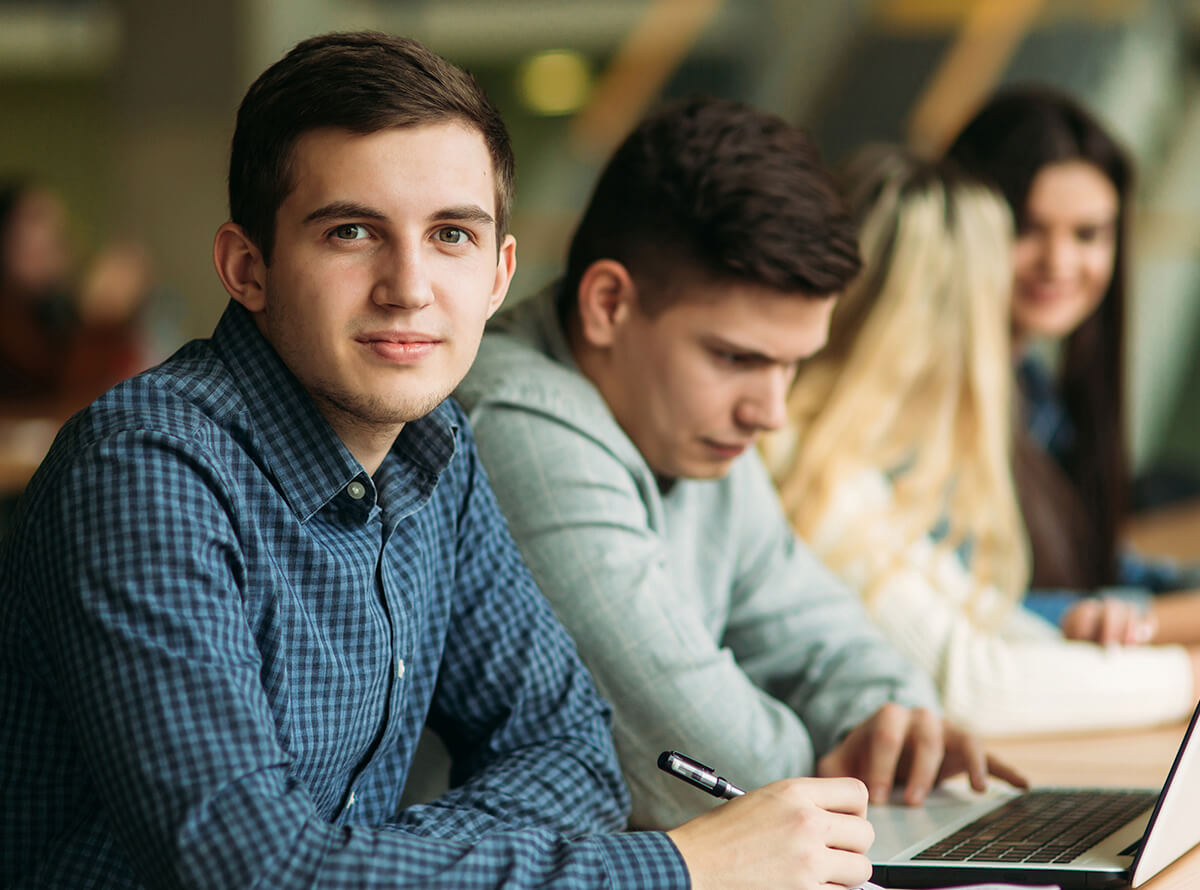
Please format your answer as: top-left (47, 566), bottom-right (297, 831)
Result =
top-left (660, 750), bottom-right (875, 890)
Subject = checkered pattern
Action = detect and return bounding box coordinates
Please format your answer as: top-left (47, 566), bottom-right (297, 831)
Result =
top-left (0, 301), bottom-right (688, 888)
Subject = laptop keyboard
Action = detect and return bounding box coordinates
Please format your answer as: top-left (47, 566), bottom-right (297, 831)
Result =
top-left (912, 789), bottom-right (1157, 864)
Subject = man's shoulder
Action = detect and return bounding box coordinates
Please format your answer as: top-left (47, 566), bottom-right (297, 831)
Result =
top-left (32, 339), bottom-right (256, 496)
top-left (72, 340), bottom-right (246, 447)
top-left (457, 329), bottom-right (617, 440)
top-left (455, 324), bottom-right (658, 510)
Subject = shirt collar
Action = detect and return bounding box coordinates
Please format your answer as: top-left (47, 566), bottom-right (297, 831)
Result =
top-left (209, 301), bottom-right (458, 523)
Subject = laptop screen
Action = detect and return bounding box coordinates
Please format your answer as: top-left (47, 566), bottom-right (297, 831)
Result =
top-left (1131, 703), bottom-right (1200, 887)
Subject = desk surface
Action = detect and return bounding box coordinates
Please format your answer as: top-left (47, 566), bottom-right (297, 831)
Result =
top-left (1125, 498), bottom-right (1200, 564)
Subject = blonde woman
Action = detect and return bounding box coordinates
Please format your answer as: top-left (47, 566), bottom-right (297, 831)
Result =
top-left (763, 146), bottom-right (1199, 736)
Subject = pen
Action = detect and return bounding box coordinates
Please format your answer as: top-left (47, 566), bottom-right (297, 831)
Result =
top-left (658, 750), bottom-right (746, 799)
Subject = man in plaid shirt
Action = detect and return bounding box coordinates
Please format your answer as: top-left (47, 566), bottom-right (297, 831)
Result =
top-left (0, 31), bottom-right (875, 890)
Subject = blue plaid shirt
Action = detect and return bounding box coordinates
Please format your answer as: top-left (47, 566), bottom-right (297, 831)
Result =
top-left (0, 301), bottom-right (687, 889)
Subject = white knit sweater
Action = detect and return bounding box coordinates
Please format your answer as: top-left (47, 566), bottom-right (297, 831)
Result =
top-left (807, 468), bottom-right (1194, 736)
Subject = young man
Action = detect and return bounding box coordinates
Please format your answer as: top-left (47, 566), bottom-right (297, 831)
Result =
top-left (0, 33), bottom-right (877, 890)
top-left (456, 97), bottom-right (1024, 831)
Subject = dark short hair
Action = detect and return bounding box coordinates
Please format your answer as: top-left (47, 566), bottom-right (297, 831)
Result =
top-left (228, 31), bottom-right (514, 263)
top-left (560, 96), bottom-right (861, 321)
top-left (946, 85), bottom-right (1133, 587)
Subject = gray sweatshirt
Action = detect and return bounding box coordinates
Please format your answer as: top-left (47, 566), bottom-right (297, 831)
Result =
top-left (455, 286), bottom-right (939, 829)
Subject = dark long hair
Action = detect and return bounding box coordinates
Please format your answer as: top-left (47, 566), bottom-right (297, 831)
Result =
top-left (946, 86), bottom-right (1132, 588)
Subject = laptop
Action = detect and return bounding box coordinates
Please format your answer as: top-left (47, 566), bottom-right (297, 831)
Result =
top-left (868, 703), bottom-right (1200, 888)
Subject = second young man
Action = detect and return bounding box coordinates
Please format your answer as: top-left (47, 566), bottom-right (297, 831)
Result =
top-left (457, 96), bottom-right (1023, 830)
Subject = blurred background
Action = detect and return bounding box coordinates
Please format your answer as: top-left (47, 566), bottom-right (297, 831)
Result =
top-left (1, 0), bottom-right (1198, 495)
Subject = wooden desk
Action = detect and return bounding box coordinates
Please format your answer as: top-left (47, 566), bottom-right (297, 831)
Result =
top-left (1126, 498), bottom-right (1200, 563)
top-left (985, 721), bottom-right (1198, 888)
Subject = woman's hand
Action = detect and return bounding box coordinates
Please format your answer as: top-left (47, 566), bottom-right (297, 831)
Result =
top-left (1060, 596), bottom-right (1156, 646)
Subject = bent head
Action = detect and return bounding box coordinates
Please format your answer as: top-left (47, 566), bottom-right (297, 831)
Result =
top-left (565, 97), bottom-right (861, 480)
top-left (778, 146), bottom-right (1027, 601)
top-left (945, 86), bottom-right (1130, 344)
top-left (213, 33), bottom-right (516, 463)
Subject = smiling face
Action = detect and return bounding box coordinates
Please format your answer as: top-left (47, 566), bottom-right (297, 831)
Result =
top-left (1012, 160), bottom-right (1118, 341)
top-left (218, 122), bottom-right (515, 468)
top-left (594, 278), bottom-right (835, 480)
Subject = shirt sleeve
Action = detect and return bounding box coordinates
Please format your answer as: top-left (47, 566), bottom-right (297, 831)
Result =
top-left (467, 400), bottom-right (938, 830)
top-left (24, 428), bottom-right (686, 890)
top-left (808, 469), bottom-right (1196, 737)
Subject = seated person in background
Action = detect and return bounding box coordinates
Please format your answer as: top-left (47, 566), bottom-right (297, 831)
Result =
top-left (0, 177), bottom-right (151, 414)
top-left (0, 32), bottom-right (877, 890)
top-left (456, 96), bottom-right (1023, 831)
top-left (946, 86), bottom-right (1200, 646)
top-left (763, 145), bottom-right (1200, 737)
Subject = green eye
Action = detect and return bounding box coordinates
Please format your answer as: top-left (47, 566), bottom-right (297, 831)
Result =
top-left (332, 224), bottom-right (367, 240)
top-left (437, 227), bottom-right (469, 245)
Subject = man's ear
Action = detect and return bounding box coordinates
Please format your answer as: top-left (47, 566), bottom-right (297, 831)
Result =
top-left (486, 233), bottom-right (517, 319)
top-left (576, 259), bottom-right (637, 348)
top-left (213, 222), bottom-right (267, 312)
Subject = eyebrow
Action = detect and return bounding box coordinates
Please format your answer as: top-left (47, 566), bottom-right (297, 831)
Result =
top-left (302, 201), bottom-right (496, 229)
top-left (435, 203), bottom-right (496, 229)
top-left (705, 333), bottom-right (824, 365)
top-left (1026, 211), bottom-right (1117, 226)
top-left (704, 336), bottom-right (779, 363)
top-left (303, 201), bottom-right (387, 225)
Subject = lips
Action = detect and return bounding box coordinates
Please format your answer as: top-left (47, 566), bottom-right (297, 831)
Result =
top-left (702, 438), bottom-right (752, 459)
top-left (1018, 284), bottom-right (1078, 304)
top-left (356, 331), bottom-right (442, 363)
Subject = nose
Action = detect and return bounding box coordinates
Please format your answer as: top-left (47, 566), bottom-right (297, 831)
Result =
top-left (1040, 232), bottom-right (1078, 282)
top-left (735, 367), bottom-right (790, 433)
top-left (372, 242), bottom-right (434, 310)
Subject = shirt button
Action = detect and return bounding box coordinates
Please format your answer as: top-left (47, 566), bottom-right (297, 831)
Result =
top-left (345, 790), bottom-right (356, 810)
top-left (346, 481), bottom-right (366, 500)
top-left (396, 658), bottom-right (406, 680)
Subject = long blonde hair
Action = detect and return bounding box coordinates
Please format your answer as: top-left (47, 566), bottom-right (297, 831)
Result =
top-left (764, 145), bottom-right (1029, 618)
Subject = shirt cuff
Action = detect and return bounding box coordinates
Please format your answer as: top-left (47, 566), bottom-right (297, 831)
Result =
top-left (587, 830), bottom-right (690, 889)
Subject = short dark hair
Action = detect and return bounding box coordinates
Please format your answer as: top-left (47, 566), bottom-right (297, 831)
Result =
top-left (559, 96), bottom-right (861, 321)
top-left (228, 31), bottom-right (514, 264)
top-left (946, 85), bottom-right (1133, 588)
